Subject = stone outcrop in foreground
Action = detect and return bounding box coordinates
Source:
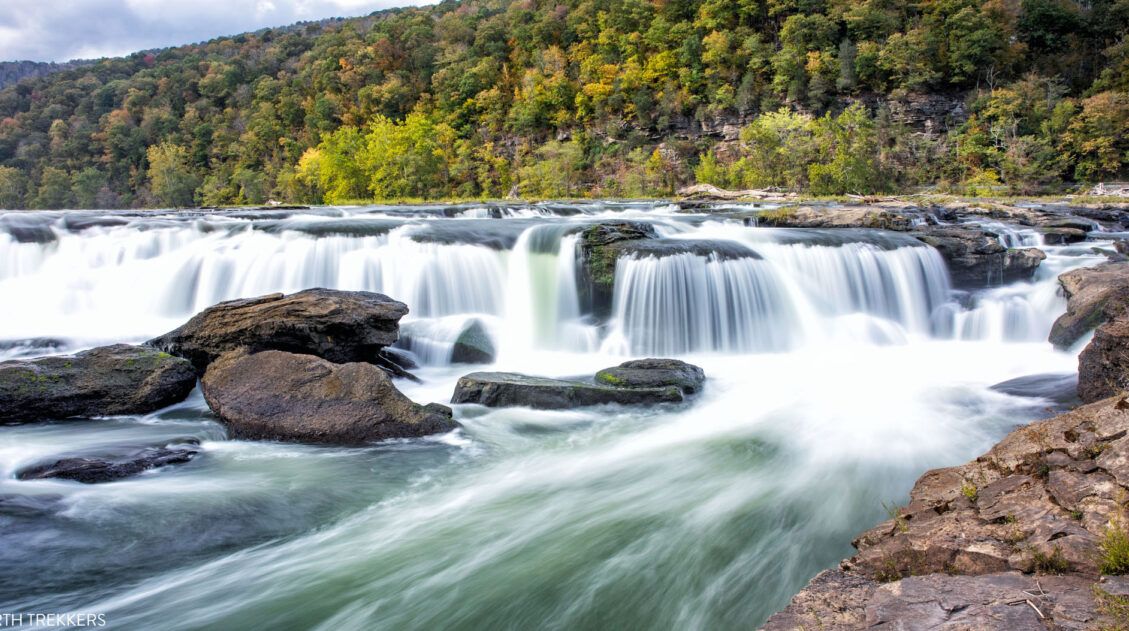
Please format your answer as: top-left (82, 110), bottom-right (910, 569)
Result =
top-left (148, 288), bottom-right (409, 372)
top-left (201, 349), bottom-right (456, 445)
top-left (452, 359), bottom-right (705, 409)
top-left (762, 395), bottom-right (1129, 630)
top-left (0, 344), bottom-right (196, 422)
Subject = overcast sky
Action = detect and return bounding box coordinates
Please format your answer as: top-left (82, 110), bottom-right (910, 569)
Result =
top-left (0, 0), bottom-right (435, 63)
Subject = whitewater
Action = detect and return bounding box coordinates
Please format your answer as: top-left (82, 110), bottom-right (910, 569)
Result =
top-left (0, 201), bottom-right (1110, 629)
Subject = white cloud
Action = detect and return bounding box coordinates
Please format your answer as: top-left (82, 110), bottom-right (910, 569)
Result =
top-left (0, 0), bottom-right (436, 62)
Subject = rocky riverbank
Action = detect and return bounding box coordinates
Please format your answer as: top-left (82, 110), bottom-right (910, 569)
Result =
top-left (763, 261), bottom-right (1129, 630)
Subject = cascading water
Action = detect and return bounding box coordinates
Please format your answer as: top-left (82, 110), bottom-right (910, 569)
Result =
top-left (0, 201), bottom-right (1109, 629)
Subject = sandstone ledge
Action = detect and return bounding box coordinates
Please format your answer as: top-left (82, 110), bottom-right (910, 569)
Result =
top-left (763, 395), bottom-right (1129, 630)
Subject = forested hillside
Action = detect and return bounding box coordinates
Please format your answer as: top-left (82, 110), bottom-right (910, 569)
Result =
top-left (1, 0), bottom-right (1127, 209)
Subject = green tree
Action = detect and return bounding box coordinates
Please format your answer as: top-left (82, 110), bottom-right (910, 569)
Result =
top-left (146, 143), bottom-right (201, 207)
top-left (71, 168), bottom-right (109, 208)
top-left (0, 166), bottom-right (29, 209)
top-left (33, 167), bottom-right (74, 209)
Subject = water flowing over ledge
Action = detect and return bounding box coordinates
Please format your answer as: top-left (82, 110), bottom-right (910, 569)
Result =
top-left (0, 201), bottom-right (1118, 629)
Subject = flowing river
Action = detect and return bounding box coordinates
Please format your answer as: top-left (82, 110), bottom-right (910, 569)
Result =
top-left (0, 201), bottom-right (1111, 629)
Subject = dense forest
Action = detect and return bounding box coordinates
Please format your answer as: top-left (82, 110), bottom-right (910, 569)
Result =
top-left (0, 0), bottom-right (1127, 209)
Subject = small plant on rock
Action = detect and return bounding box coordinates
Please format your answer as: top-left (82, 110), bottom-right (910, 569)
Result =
top-left (1100, 518), bottom-right (1129, 575)
top-left (961, 481), bottom-right (979, 503)
top-left (1031, 545), bottom-right (1071, 574)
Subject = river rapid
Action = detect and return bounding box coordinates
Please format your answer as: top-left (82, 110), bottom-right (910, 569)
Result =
top-left (0, 201), bottom-right (1111, 629)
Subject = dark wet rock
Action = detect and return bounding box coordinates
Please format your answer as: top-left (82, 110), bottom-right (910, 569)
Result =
top-left (990, 373), bottom-right (1080, 406)
top-left (910, 225), bottom-right (1044, 288)
top-left (1078, 315), bottom-right (1129, 403)
top-left (1048, 262), bottom-right (1129, 349)
top-left (0, 344), bottom-right (196, 423)
top-left (0, 214), bottom-right (57, 243)
top-left (594, 359), bottom-right (706, 395)
top-left (451, 320), bottom-right (495, 364)
top-left (379, 346), bottom-right (419, 371)
top-left (763, 395), bottom-right (1129, 629)
top-left (451, 372), bottom-right (686, 409)
top-left (607, 238), bottom-right (759, 261)
top-left (578, 221), bottom-right (660, 318)
top-left (148, 288), bottom-right (408, 372)
top-left (18, 444), bottom-right (200, 484)
top-left (201, 350), bottom-right (456, 445)
top-left (452, 360), bottom-right (706, 409)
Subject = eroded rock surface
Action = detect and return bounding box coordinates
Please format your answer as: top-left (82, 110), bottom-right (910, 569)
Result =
top-left (201, 349), bottom-right (455, 445)
top-left (148, 288), bottom-right (408, 372)
top-left (1049, 262), bottom-right (1129, 349)
top-left (18, 443), bottom-right (200, 483)
top-left (0, 344), bottom-right (196, 422)
top-left (910, 225), bottom-right (1045, 288)
top-left (762, 395), bottom-right (1129, 630)
top-left (1079, 316), bottom-right (1129, 403)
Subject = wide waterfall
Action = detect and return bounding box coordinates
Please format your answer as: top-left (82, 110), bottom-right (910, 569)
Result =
top-left (0, 201), bottom-right (1113, 629)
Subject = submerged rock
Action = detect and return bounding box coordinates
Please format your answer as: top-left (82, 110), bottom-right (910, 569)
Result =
top-left (1049, 262), bottom-right (1129, 349)
top-left (451, 372), bottom-right (685, 409)
top-left (1078, 316), bottom-right (1129, 403)
top-left (910, 225), bottom-right (1044, 288)
top-left (452, 359), bottom-right (705, 409)
top-left (990, 373), bottom-right (1080, 407)
top-left (18, 444), bottom-right (200, 484)
top-left (201, 350), bottom-right (456, 445)
top-left (451, 320), bottom-right (496, 364)
top-left (0, 344), bottom-right (196, 423)
top-left (762, 394), bottom-right (1129, 629)
top-left (148, 288), bottom-right (408, 372)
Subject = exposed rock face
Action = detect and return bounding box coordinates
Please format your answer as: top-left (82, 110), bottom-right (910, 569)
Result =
top-left (762, 395), bottom-right (1129, 630)
top-left (0, 344), bottom-right (196, 422)
top-left (763, 570), bottom-right (1113, 630)
top-left (910, 225), bottom-right (1045, 288)
top-left (201, 350), bottom-right (456, 445)
top-left (1049, 262), bottom-right (1129, 349)
top-left (755, 205), bottom-right (915, 231)
top-left (18, 444), bottom-right (200, 483)
top-left (578, 222), bottom-right (660, 316)
top-left (451, 320), bottom-right (496, 364)
top-left (594, 358), bottom-right (706, 395)
top-left (1078, 316), bottom-right (1129, 403)
top-left (452, 359), bottom-right (705, 409)
top-left (451, 372), bottom-right (685, 409)
top-left (148, 288), bottom-right (408, 372)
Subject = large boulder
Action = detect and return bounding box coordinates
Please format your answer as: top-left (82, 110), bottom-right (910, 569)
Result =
top-left (910, 225), bottom-right (1044, 289)
top-left (1078, 316), bottom-right (1129, 402)
top-left (452, 359), bottom-right (705, 409)
top-left (0, 344), bottom-right (196, 423)
top-left (148, 288), bottom-right (408, 372)
top-left (1049, 262), bottom-right (1129, 349)
top-left (18, 443), bottom-right (200, 484)
top-left (201, 350), bottom-right (456, 445)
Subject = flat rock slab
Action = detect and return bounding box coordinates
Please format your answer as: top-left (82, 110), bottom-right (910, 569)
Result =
top-left (594, 358), bottom-right (706, 395)
top-left (201, 350), bottom-right (456, 445)
top-left (452, 359), bottom-right (705, 409)
top-left (18, 444), bottom-right (200, 484)
top-left (148, 288), bottom-right (409, 372)
top-left (0, 344), bottom-right (196, 422)
top-left (762, 570), bottom-right (1107, 630)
